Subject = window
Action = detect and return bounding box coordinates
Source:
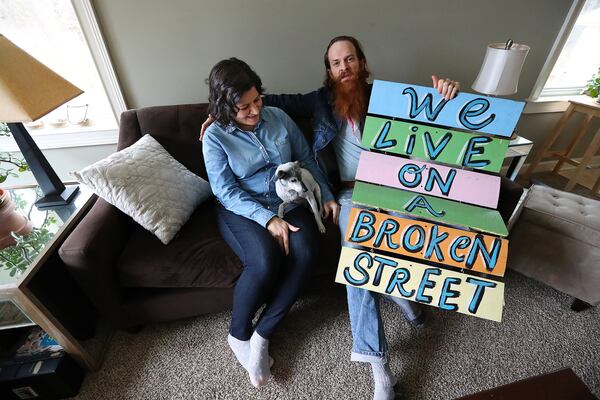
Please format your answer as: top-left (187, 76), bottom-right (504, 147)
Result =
top-left (527, 0), bottom-right (600, 113)
top-left (541, 0), bottom-right (600, 97)
top-left (0, 0), bottom-right (125, 150)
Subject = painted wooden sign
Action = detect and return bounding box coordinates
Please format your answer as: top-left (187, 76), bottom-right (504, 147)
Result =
top-left (355, 151), bottom-right (500, 208)
top-left (344, 208), bottom-right (508, 277)
top-left (362, 116), bottom-right (509, 172)
top-left (351, 181), bottom-right (508, 237)
top-left (336, 247), bottom-right (505, 322)
top-left (368, 80), bottom-right (525, 137)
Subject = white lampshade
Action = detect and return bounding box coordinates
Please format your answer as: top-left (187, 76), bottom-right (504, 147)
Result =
top-left (472, 42), bottom-right (530, 96)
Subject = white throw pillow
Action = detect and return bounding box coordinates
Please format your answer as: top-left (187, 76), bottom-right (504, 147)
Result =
top-left (71, 134), bottom-right (212, 244)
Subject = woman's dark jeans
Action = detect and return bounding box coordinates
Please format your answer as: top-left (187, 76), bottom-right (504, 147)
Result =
top-left (217, 205), bottom-right (320, 340)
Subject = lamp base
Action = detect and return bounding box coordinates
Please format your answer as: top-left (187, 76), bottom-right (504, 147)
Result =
top-left (35, 186), bottom-right (80, 209)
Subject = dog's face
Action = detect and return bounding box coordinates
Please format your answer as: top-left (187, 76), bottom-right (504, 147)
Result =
top-left (275, 161), bottom-right (307, 194)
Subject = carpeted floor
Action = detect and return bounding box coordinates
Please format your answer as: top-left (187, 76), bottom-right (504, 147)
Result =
top-left (72, 270), bottom-right (600, 400)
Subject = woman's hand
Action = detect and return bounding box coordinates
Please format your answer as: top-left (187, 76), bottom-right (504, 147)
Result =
top-left (432, 75), bottom-right (460, 100)
top-left (266, 216), bottom-right (300, 255)
top-left (198, 114), bottom-right (215, 141)
top-left (322, 200), bottom-right (340, 225)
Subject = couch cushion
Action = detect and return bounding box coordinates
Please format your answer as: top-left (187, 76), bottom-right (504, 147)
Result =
top-left (118, 201), bottom-right (242, 288)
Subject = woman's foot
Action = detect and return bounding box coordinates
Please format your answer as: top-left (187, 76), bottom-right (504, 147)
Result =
top-left (248, 332), bottom-right (272, 388)
top-left (227, 334), bottom-right (274, 371)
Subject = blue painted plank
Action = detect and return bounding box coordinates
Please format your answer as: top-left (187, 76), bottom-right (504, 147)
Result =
top-left (368, 80), bottom-right (525, 138)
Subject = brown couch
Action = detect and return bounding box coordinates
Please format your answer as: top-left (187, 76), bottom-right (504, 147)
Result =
top-left (59, 102), bottom-right (523, 331)
top-left (58, 103), bottom-right (341, 330)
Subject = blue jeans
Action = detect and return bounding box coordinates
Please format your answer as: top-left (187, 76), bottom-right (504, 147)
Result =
top-left (338, 189), bottom-right (421, 363)
top-left (217, 205), bottom-right (319, 341)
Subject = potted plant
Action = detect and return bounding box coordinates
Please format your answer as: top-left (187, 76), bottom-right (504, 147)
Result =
top-left (583, 66), bottom-right (600, 104)
top-left (0, 122), bottom-right (28, 183)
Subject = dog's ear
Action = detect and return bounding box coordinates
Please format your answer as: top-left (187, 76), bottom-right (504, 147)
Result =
top-left (293, 161), bottom-right (301, 167)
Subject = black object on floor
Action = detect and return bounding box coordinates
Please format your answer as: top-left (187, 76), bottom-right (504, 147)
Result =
top-left (0, 351), bottom-right (84, 400)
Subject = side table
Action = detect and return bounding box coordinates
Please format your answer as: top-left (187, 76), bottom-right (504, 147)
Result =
top-left (522, 97), bottom-right (600, 193)
top-left (505, 135), bottom-right (533, 181)
top-left (0, 184), bottom-right (110, 371)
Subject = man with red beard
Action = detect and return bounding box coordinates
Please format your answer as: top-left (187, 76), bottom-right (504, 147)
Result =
top-left (200, 36), bottom-right (459, 400)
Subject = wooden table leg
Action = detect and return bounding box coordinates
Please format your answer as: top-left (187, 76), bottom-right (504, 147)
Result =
top-left (565, 126), bottom-right (600, 191)
top-left (522, 104), bottom-right (575, 181)
top-left (592, 175), bottom-right (600, 196)
top-left (553, 114), bottom-right (593, 174)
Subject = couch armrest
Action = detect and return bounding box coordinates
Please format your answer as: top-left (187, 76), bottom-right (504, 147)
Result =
top-left (59, 197), bottom-right (134, 326)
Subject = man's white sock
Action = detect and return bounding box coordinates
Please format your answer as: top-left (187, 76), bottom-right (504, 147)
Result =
top-left (248, 332), bottom-right (271, 388)
top-left (371, 362), bottom-right (396, 400)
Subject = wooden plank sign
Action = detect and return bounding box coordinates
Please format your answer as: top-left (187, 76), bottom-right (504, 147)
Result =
top-left (355, 151), bottom-right (500, 208)
top-left (362, 116), bottom-right (510, 173)
top-left (368, 80), bottom-right (525, 137)
top-left (345, 207), bottom-right (508, 277)
top-left (333, 79), bottom-right (524, 322)
top-left (351, 181), bottom-right (508, 236)
top-left (336, 247), bottom-right (505, 322)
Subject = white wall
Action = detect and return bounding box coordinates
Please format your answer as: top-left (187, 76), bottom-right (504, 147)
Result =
top-left (93, 0), bottom-right (571, 107)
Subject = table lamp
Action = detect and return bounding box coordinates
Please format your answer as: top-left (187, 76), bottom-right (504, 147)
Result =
top-left (472, 40), bottom-right (530, 96)
top-left (0, 34), bottom-right (83, 208)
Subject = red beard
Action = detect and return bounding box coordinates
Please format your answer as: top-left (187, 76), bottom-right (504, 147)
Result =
top-left (332, 72), bottom-right (369, 123)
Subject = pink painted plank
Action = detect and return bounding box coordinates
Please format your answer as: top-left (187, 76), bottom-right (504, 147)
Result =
top-left (355, 151), bottom-right (500, 208)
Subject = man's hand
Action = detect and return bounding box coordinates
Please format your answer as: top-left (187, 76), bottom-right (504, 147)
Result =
top-left (322, 200), bottom-right (340, 225)
top-left (198, 114), bottom-right (215, 141)
top-left (432, 75), bottom-right (460, 100)
top-left (266, 216), bottom-right (300, 255)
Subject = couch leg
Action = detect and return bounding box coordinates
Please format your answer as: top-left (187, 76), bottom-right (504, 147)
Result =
top-left (571, 298), bottom-right (592, 312)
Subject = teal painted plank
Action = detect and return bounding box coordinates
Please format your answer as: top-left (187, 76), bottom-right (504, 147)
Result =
top-left (362, 117), bottom-right (509, 172)
top-left (352, 182), bottom-right (508, 236)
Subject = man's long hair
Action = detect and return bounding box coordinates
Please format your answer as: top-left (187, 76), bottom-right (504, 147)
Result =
top-left (207, 58), bottom-right (265, 127)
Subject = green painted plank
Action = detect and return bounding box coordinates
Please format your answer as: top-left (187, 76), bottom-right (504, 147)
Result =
top-left (362, 116), bottom-right (509, 172)
top-left (352, 182), bottom-right (508, 236)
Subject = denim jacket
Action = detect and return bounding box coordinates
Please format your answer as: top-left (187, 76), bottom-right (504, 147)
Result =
top-left (264, 85), bottom-right (372, 190)
top-left (202, 106), bottom-right (334, 227)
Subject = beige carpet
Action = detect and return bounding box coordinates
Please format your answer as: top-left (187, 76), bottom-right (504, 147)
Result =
top-left (72, 271), bottom-right (600, 400)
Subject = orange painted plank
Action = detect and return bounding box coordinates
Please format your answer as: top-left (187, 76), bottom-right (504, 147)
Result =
top-left (345, 208), bottom-right (507, 277)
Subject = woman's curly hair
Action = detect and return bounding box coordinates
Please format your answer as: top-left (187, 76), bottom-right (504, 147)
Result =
top-left (207, 58), bottom-right (265, 127)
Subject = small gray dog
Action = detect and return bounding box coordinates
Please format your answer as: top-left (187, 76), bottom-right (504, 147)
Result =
top-left (275, 161), bottom-right (326, 233)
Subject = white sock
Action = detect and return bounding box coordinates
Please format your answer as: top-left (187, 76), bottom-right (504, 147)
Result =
top-left (228, 334), bottom-right (250, 369)
top-left (248, 332), bottom-right (271, 388)
top-left (227, 334), bottom-right (274, 371)
top-left (371, 362), bottom-right (396, 400)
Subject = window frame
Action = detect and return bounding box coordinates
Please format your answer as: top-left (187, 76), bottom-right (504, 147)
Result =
top-left (1, 0), bottom-right (126, 151)
top-left (525, 0), bottom-right (592, 114)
